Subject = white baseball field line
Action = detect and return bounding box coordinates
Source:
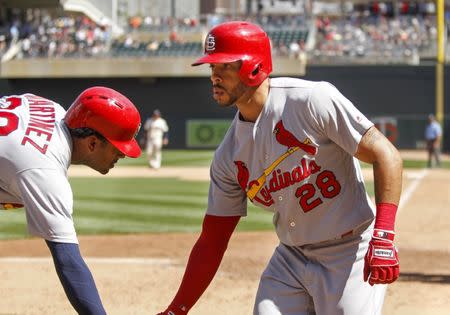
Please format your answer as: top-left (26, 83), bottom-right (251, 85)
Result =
top-left (398, 168), bottom-right (428, 212)
top-left (0, 256), bottom-right (175, 265)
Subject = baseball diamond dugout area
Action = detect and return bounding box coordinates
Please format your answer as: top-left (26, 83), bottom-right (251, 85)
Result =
top-left (0, 160), bottom-right (449, 314)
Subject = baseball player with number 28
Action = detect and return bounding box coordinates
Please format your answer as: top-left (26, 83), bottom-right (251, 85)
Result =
top-left (0, 87), bottom-right (141, 314)
top-left (158, 21), bottom-right (403, 315)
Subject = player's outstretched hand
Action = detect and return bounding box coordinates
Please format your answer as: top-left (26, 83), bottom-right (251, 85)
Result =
top-left (363, 228), bottom-right (399, 286)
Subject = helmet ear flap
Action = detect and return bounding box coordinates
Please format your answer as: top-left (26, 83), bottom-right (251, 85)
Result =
top-left (250, 63), bottom-right (262, 79)
top-left (239, 59), bottom-right (266, 87)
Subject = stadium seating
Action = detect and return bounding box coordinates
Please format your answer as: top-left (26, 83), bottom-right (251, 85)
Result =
top-left (266, 30), bottom-right (309, 48)
top-left (1, 5), bottom-right (449, 64)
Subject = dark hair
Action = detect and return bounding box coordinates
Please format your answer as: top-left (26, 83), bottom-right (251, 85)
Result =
top-left (68, 127), bottom-right (107, 142)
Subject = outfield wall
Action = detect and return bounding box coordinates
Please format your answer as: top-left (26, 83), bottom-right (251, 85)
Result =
top-left (0, 65), bottom-right (448, 151)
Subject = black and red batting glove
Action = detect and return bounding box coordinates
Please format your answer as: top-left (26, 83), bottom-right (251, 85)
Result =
top-left (363, 203), bottom-right (400, 285)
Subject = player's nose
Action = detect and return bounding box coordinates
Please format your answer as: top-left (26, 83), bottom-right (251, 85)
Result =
top-left (210, 70), bottom-right (222, 84)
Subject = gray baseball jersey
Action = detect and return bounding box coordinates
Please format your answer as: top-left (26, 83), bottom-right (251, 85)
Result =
top-left (207, 77), bottom-right (375, 246)
top-left (0, 94), bottom-right (78, 243)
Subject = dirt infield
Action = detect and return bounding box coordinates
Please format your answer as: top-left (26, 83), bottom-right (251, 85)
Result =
top-left (1, 154), bottom-right (450, 314)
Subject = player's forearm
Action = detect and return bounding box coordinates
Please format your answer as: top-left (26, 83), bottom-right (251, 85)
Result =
top-left (169, 236), bottom-right (228, 313)
top-left (371, 143), bottom-right (402, 205)
top-left (356, 126), bottom-right (403, 204)
top-left (46, 240), bottom-right (107, 315)
top-left (164, 215), bottom-right (240, 314)
top-left (371, 146), bottom-right (402, 205)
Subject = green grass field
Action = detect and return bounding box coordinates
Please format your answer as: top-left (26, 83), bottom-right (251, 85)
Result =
top-left (0, 177), bottom-right (277, 240)
top-left (119, 150), bottom-right (215, 167)
top-left (1, 149), bottom-right (441, 240)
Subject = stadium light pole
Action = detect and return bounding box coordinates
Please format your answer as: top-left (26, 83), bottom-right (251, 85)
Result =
top-left (436, 0), bottom-right (445, 144)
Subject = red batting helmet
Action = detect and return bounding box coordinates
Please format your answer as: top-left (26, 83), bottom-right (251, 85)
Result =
top-left (64, 86), bottom-right (141, 158)
top-left (192, 21), bottom-right (272, 87)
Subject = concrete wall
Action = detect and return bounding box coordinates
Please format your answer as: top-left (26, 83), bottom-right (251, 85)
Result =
top-left (0, 57), bottom-right (305, 78)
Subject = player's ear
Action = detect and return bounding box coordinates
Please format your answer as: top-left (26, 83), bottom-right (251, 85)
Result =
top-left (86, 135), bottom-right (101, 152)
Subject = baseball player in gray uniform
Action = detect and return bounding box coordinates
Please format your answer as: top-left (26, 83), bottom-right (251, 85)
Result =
top-left (0, 87), bottom-right (141, 314)
top-left (158, 21), bottom-right (402, 315)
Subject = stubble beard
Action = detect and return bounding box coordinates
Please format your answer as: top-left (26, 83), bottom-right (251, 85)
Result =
top-left (216, 82), bottom-right (247, 107)
top-left (220, 96), bottom-right (237, 107)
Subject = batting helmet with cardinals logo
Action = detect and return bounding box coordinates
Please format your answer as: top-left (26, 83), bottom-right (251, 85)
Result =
top-left (64, 86), bottom-right (141, 158)
top-left (192, 21), bottom-right (272, 87)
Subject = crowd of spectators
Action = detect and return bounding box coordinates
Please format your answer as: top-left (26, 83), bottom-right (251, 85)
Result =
top-left (311, 1), bottom-right (438, 64)
top-left (0, 8), bottom-right (111, 59)
top-left (116, 13), bottom-right (310, 59)
top-left (128, 15), bottom-right (201, 33)
top-left (0, 4), bottom-right (448, 64)
top-left (313, 14), bottom-right (435, 64)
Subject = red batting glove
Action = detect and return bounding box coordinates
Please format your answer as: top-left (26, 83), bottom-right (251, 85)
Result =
top-left (364, 228), bottom-right (399, 286)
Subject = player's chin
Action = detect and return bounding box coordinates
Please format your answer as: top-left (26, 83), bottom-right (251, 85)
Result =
top-left (95, 165), bottom-right (113, 175)
top-left (213, 93), bottom-right (228, 104)
top-left (214, 96), bottom-right (233, 107)
top-left (96, 168), bottom-right (110, 175)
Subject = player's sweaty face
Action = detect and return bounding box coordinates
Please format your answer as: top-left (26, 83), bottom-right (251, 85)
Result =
top-left (90, 139), bottom-right (125, 174)
top-left (210, 61), bottom-right (246, 107)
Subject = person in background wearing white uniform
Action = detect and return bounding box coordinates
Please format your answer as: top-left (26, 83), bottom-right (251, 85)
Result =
top-left (158, 21), bottom-right (403, 315)
top-left (144, 109), bottom-right (169, 169)
top-left (0, 87), bottom-right (141, 314)
top-left (425, 114), bottom-right (442, 168)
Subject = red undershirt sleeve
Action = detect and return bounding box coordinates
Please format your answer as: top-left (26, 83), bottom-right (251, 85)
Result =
top-left (164, 214), bottom-right (241, 314)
